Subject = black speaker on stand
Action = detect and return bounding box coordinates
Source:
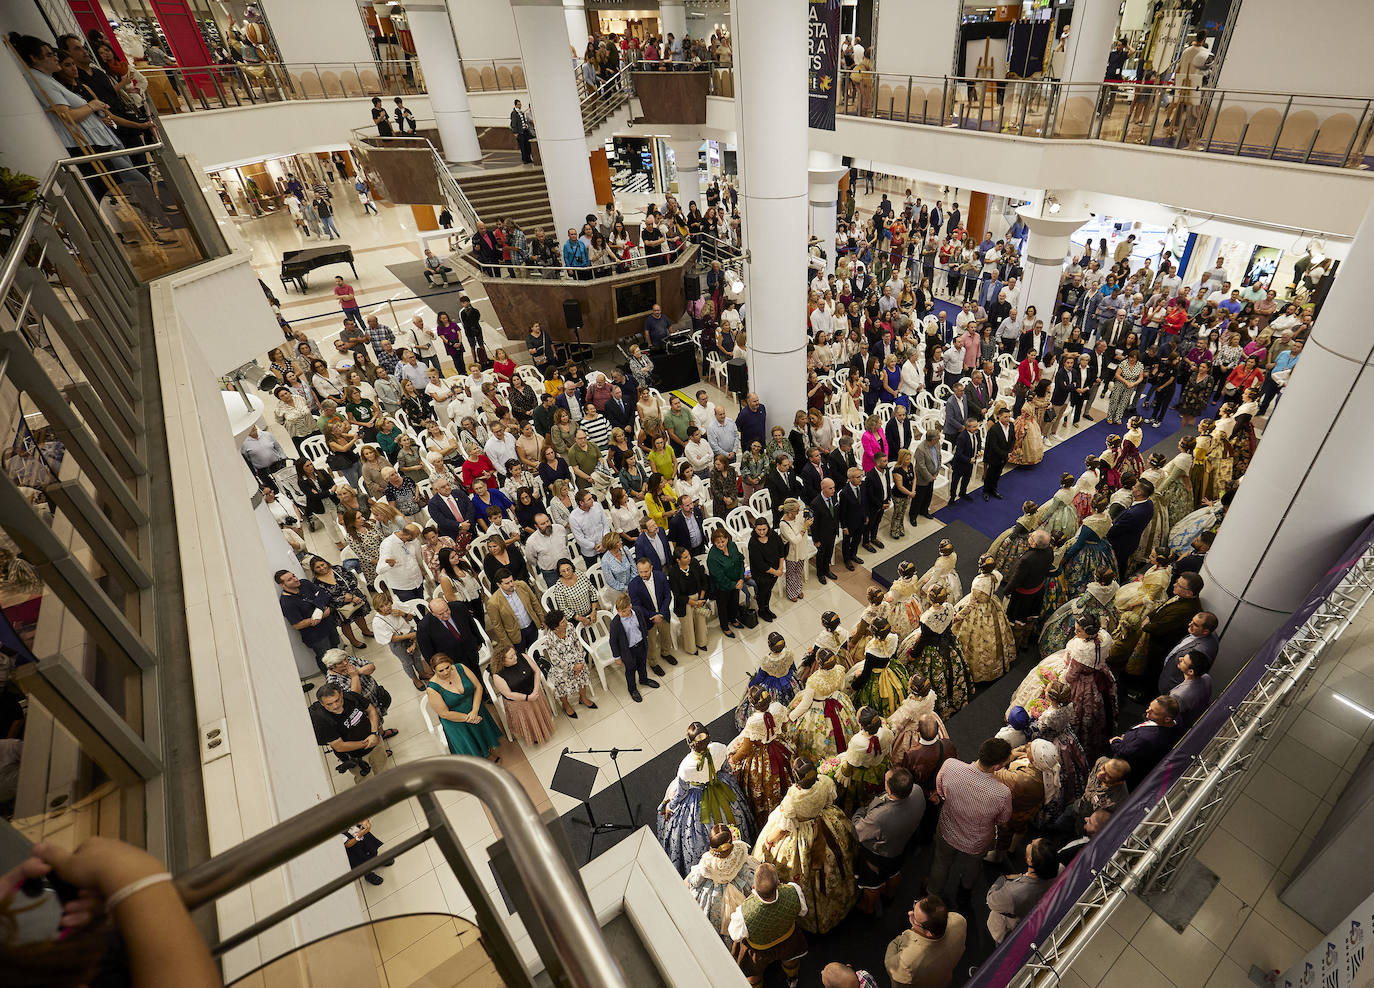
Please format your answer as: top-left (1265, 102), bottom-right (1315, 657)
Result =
top-left (562, 298), bottom-right (592, 364)
top-left (684, 272), bottom-right (701, 301)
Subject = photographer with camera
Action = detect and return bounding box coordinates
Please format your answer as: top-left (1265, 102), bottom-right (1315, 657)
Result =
top-left (309, 683), bottom-right (389, 781)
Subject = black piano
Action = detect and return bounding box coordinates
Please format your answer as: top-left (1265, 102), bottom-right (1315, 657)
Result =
top-left (280, 244), bottom-right (358, 293)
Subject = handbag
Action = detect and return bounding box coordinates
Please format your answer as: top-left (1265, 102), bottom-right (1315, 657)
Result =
top-left (326, 451), bottom-right (354, 470)
top-left (337, 601), bottom-right (362, 620)
top-left (738, 606), bottom-right (759, 629)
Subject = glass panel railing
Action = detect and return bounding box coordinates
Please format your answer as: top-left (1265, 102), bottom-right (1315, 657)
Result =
top-left (143, 59), bottom-right (433, 114)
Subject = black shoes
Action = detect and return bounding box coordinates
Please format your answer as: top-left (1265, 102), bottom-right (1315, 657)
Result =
top-left (983, 493), bottom-right (990, 501)
top-left (992, 492), bottom-right (1005, 500)
top-left (630, 690), bottom-right (643, 702)
top-left (872, 539), bottom-right (886, 549)
top-left (662, 654), bottom-right (679, 666)
top-left (844, 560), bottom-right (856, 571)
top-left (641, 678), bottom-right (661, 689)
top-left (761, 610), bottom-right (777, 623)
top-left (651, 664), bottom-right (666, 676)
top-left (364, 872), bottom-right (384, 886)
top-left (818, 573), bottom-right (828, 585)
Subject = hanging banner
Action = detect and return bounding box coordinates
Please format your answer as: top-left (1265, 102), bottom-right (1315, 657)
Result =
top-left (808, 0), bottom-right (841, 130)
top-left (1278, 890), bottom-right (1370, 988)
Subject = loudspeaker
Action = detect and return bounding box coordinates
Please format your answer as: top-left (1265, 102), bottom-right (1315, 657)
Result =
top-left (684, 272), bottom-right (701, 301)
top-left (563, 298), bottom-right (583, 331)
top-left (726, 357), bottom-right (749, 396)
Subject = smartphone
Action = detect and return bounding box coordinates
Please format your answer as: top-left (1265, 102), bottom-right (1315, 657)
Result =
top-left (0, 822), bottom-right (68, 945)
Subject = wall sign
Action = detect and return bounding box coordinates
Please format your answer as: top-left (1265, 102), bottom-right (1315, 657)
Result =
top-left (808, 0), bottom-right (840, 130)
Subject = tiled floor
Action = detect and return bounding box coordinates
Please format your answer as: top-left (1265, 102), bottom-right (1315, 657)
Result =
top-left (229, 180), bottom-right (1362, 987)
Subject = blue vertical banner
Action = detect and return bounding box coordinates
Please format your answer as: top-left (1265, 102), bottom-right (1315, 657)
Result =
top-left (808, 0), bottom-right (841, 130)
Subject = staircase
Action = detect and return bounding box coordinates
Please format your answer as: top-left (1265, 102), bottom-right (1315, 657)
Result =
top-left (579, 63), bottom-right (639, 148)
top-left (450, 166), bottom-right (556, 235)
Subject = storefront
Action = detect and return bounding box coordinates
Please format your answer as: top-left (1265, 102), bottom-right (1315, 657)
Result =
top-left (206, 148), bottom-right (354, 218)
top-left (67, 0), bottom-right (281, 68)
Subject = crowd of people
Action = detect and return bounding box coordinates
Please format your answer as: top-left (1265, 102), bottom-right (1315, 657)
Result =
top-left (246, 154), bottom-right (1306, 982)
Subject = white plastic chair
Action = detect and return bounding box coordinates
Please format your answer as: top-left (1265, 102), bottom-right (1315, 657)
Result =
top-left (873, 403), bottom-right (893, 429)
top-left (748, 488), bottom-right (772, 518)
top-left (527, 638), bottom-right (573, 713)
top-left (482, 667), bottom-right (517, 742)
top-left (515, 365), bottom-right (545, 390)
top-left (417, 694), bottom-right (451, 753)
top-left (934, 383), bottom-right (953, 402)
top-left (724, 505), bottom-right (756, 544)
top-left (706, 352), bottom-right (728, 389)
top-left (578, 613), bottom-right (618, 691)
top-left (300, 435), bottom-right (329, 467)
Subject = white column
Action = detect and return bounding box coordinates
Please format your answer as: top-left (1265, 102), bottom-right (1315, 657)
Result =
top-left (659, 0), bottom-right (688, 40)
top-left (1201, 200), bottom-right (1374, 682)
top-left (808, 151), bottom-right (846, 277)
top-left (734, 0), bottom-right (807, 426)
top-left (668, 138), bottom-right (702, 206)
top-left (512, 0), bottom-right (598, 236)
top-left (562, 0), bottom-right (586, 55)
top-left (406, 2), bottom-right (482, 162)
top-left (1059, 0), bottom-right (1120, 83)
top-left (1016, 209), bottom-right (1089, 329)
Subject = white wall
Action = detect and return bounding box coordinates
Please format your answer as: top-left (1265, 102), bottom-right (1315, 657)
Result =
top-left (269, 0), bottom-right (376, 65)
top-left (452, 0), bottom-right (523, 58)
top-left (170, 254), bottom-right (284, 376)
top-left (875, 0), bottom-right (958, 80)
top-left (1217, 0), bottom-right (1373, 98)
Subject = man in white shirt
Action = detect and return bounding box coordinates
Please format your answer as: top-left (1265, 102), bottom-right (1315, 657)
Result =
top-left (395, 350), bottom-right (429, 391)
top-left (446, 383), bottom-right (476, 425)
top-left (569, 490), bottom-right (610, 565)
top-left (484, 421), bottom-right (517, 476)
top-left (1002, 276), bottom-right (1020, 311)
top-left (690, 390), bottom-right (717, 432)
top-left (525, 513), bottom-right (569, 585)
top-left (877, 285), bottom-right (898, 317)
top-left (375, 524), bottom-right (425, 601)
top-left (560, 380), bottom-right (584, 423)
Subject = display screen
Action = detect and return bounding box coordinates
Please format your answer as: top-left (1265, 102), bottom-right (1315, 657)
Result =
top-left (614, 279), bottom-right (659, 322)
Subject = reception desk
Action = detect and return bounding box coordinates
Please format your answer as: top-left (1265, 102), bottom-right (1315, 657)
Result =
top-left (480, 245), bottom-right (697, 346)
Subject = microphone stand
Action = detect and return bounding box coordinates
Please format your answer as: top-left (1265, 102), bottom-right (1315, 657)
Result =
top-left (561, 745), bottom-right (643, 861)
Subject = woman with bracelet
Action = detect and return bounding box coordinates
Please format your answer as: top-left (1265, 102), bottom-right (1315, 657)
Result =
top-left (309, 554), bottom-right (372, 648)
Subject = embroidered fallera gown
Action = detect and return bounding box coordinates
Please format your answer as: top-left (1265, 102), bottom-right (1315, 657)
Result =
top-left (685, 840), bottom-right (759, 944)
top-left (901, 604), bottom-right (973, 720)
top-left (1057, 511), bottom-right (1117, 600)
top-left (1156, 450), bottom-right (1196, 529)
top-left (1036, 487), bottom-right (1081, 541)
top-left (989, 513), bottom-right (1037, 577)
top-left (1038, 580), bottom-right (1120, 656)
top-left (658, 741), bottom-right (757, 877)
top-left (885, 574), bottom-right (923, 641)
top-left (788, 665), bottom-right (860, 764)
top-left (753, 775), bottom-right (858, 934)
top-left (734, 648), bottom-right (802, 730)
top-left (820, 724), bottom-right (895, 815)
top-left (1007, 633), bottom-right (1118, 757)
top-left (916, 553), bottom-right (962, 610)
top-left (847, 632), bottom-right (910, 719)
top-left (888, 689), bottom-right (949, 768)
top-left (727, 701), bottom-right (794, 820)
top-left (952, 570), bottom-right (1017, 683)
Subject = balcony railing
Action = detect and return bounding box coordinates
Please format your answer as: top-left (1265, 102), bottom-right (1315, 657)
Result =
top-left (459, 56), bottom-right (527, 93)
top-left (831, 71), bottom-right (1374, 169)
top-left (142, 59), bottom-right (426, 114)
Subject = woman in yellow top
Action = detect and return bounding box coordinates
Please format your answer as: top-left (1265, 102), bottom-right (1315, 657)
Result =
top-left (646, 433), bottom-right (677, 482)
top-left (542, 366), bottom-right (564, 397)
top-left (644, 472), bottom-right (679, 528)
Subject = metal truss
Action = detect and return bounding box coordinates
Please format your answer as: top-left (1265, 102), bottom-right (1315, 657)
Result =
top-left (1008, 546), bottom-right (1374, 988)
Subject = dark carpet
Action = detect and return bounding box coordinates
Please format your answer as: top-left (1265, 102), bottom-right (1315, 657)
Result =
top-left (384, 258), bottom-right (471, 305)
top-left (870, 521), bottom-right (988, 593)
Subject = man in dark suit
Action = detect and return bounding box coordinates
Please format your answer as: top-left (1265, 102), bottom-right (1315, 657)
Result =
top-left (1109, 695), bottom-right (1181, 788)
top-left (426, 476), bottom-right (471, 541)
top-left (884, 403), bottom-right (916, 459)
top-left (949, 416), bottom-right (981, 502)
top-left (611, 368), bottom-right (638, 410)
top-left (416, 597), bottom-right (482, 676)
top-left (862, 453), bottom-right (891, 550)
top-left (668, 494), bottom-right (709, 556)
top-left (942, 380), bottom-right (969, 443)
top-left (635, 518), bottom-right (674, 571)
top-left (838, 467), bottom-right (869, 570)
top-left (1051, 357), bottom-right (1080, 428)
top-left (799, 447), bottom-right (827, 502)
top-left (604, 384), bottom-right (635, 430)
top-left (1106, 480), bottom-right (1155, 576)
top-left (608, 596), bottom-right (661, 702)
top-left (983, 407), bottom-right (1014, 500)
top-left (1171, 531), bottom-right (1213, 582)
top-left (765, 453), bottom-right (802, 525)
top-left (510, 98), bottom-right (533, 163)
top-left (628, 556), bottom-right (675, 667)
top-left (1130, 571), bottom-right (1204, 700)
top-left (808, 477), bottom-right (841, 584)
top-left (966, 369), bottom-right (995, 421)
top-left (1081, 341), bottom-right (1110, 422)
top-left (825, 434), bottom-right (860, 487)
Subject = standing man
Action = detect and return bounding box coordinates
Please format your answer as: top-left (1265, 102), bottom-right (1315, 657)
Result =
top-left (240, 423), bottom-right (287, 492)
top-left (737, 393), bottom-right (768, 452)
top-left (485, 569), bottom-right (544, 655)
top-left (884, 894), bottom-right (967, 988)
top-left (982, 406), bottom-right (1014, 501)
top-left (808, 477), bottom-right (841, 585)
top-left (728, 861), bottom-right (809, 988)
top-left (375, 524), bottom-right (425, 601)
top-left (1130, 572), bottom-right (1204, 700)
top-left (1105, 480), bottom-right (1155, 577)
top-left (1157, 611), bottom-right (1220, 694)
top-left (838, 467), bottom-right (869, 571)
top-left (862, 453), bottom-right (891, 551)
top-left (941, 381), bottom-right (968, 443)
top-left (949, 416), bottom-right (981, 503)
top-left (333, 276), bottom-right (364, 329)
top-left (276, 569), bottom-right (339, 673)
top-left (643, 302), bottom-right (672, 348)
top-left (628, 556), bottom-right (676, 668)
top-left (927, 738), bottom-right (1013, 901)
top-left (510, 98), bottom-right (534, 163)
top-left (458, 295), bottom-right (486, 355)
top-left (609, 594), bottom-right (663, 700)
top-left (853, 767), bottom-right (925, 915)
top-left (911, 430), bottom-right (941, 521)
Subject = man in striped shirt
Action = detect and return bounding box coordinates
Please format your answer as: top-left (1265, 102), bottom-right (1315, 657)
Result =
top-left (927, 738), bottom-right (1013, 902)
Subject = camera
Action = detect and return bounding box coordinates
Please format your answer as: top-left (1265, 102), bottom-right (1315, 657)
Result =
top-left (335, 755), bottom-right (372, 777)
top-left (803, 509), bottom-right (813, 519)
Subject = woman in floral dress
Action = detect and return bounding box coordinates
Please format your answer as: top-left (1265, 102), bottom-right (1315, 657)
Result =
top-left (847, 617), bottom-right (910, 719)
top-left (659, 722), bottom-right (755, 877)
top-left (685, 825), bottom-right (759, 945)
top-left (1119, 417), bottom-right (1146, 479)
top-left (1008, 398), bottom-right (1046, 467)
top-left (952, 555), bottom-right (1017, 684)
top-left (539, 608), bottom-right (597, 716)
top-left (787, 650), bottom-right (859, 764)
top-left (1007, 615), bottom-right (1118, 758)
top-left (1057, 493), bottom-right (1117, 600)
top-left (901, 586), bottom-right (973, 720)
top-left (1156, 437), bottom-right (1197, 527)
top-left (1039, 568), bottom-right (1119, 656)
top-left (728, 686), bottom-right (794, 820)
top-left (1028, 681), bottom-right (1088, 815)
top-left (820, 706), bottom-right (894, 815)
top-left (1070, 457), bottom-right (1100, 521)
top-left (1132, 454), bottom-right (1173, 569)
top-left (885, 561), bottom-right (922, 641)
top-left (752, 757), bottom-right (858, 934)
top-left (1106, 349), bottom-right (1144, 424)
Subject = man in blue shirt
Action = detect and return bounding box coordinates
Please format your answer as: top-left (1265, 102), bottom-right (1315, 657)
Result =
top-left (1259, 337), bottom-right (1302, 414)
top-left (736, 392), bottom-right (768, 451)
top-left (276, 569), bottom-right (339, 673)
top-left (643, 303), bottom-right (672, 347)
top-left (609, 595), bottom-right (661, 701)
top-left (1217, 289), bottom-right (1244, 318)
top-left (562, 228), bottom-right (589, 277)
top-left (706, 406), bottom-right (741, 462)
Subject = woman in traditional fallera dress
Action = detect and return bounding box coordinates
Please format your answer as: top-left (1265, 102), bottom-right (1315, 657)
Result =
top-left (1156, 437), bottom-right (1197, 528)
top-left (885, 561), bottom-right (922, 641)
top-left (1057, 493), bottom-right (1117, 600)
top-left (1008, 396), bottom-right (1047, 466)
top-left (788, 649), bottom-right (860, 764)
top-left (1071, 457), bottom-right (1101, 522)
top-left (820, 706), bottom-right (895, 815)
top-left (1208, 406), bottom-right (1237, 500)
top-left (734, 631), bottom-right (802, 730)
top-left (1107, 550), bottom-right (1175, 675)
top-left (1118, 417), bottom-right (1146, 480)
top-left (658, 722), bottom-right (756, 877)
top-left (728, 685), bottom-right (795, 821)
top-left (847, 617), bottom-right (910, 719)
top-left (1035, 529), bottom-right (1074, 620)
top-left (1132, 453), bottom-right (1173, 569)
top-left (952, 555), bottom-right (1017, 684)
top-left (1170, 481), bottom-right (1236, 555)
top-left (1028, 681), bottom-right (1089, 814)
top-left (916, 540), bottom-right (962, 609)
top-left (901, 585), bottom-right (974, 720)
top-left (1190, 420), bottom-right (1215, 505)
top-left (686, 824), bottom-right (759, 945)
top-left (1039, 567), bottom-right (1119, 656)
top-left (988, 501), bottom-right (1040, 577)
top-left (1008, 615), bottom-right (1118, 757)
top-left (753, 756), bottom-right (858, 934)
top-left (889, 673), bottom-right (950, 767)
top-left (1098, 435), bottom-right (1123, 491)
top-left (816, 610), bottom-right (853, 663)
top-left (1035, 473), bottom-right (1081, 541)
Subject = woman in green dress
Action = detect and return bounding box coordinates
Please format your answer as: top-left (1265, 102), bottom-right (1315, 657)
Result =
top-left (425, 654), bottom-right (503, 759)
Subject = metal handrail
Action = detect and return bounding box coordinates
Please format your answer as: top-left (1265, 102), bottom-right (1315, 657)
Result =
top-left (140, 59), bottom-right (427, 113)
top-left (470, 236), bottom-right (705, 280)
top-left (348, 121), bottom-right (481, 236)
top-left (175, 757), bottom-right (628, 988)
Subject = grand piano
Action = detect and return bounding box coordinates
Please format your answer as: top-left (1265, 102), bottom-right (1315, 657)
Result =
top-left (280, 244), bottom-right (358, 293)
